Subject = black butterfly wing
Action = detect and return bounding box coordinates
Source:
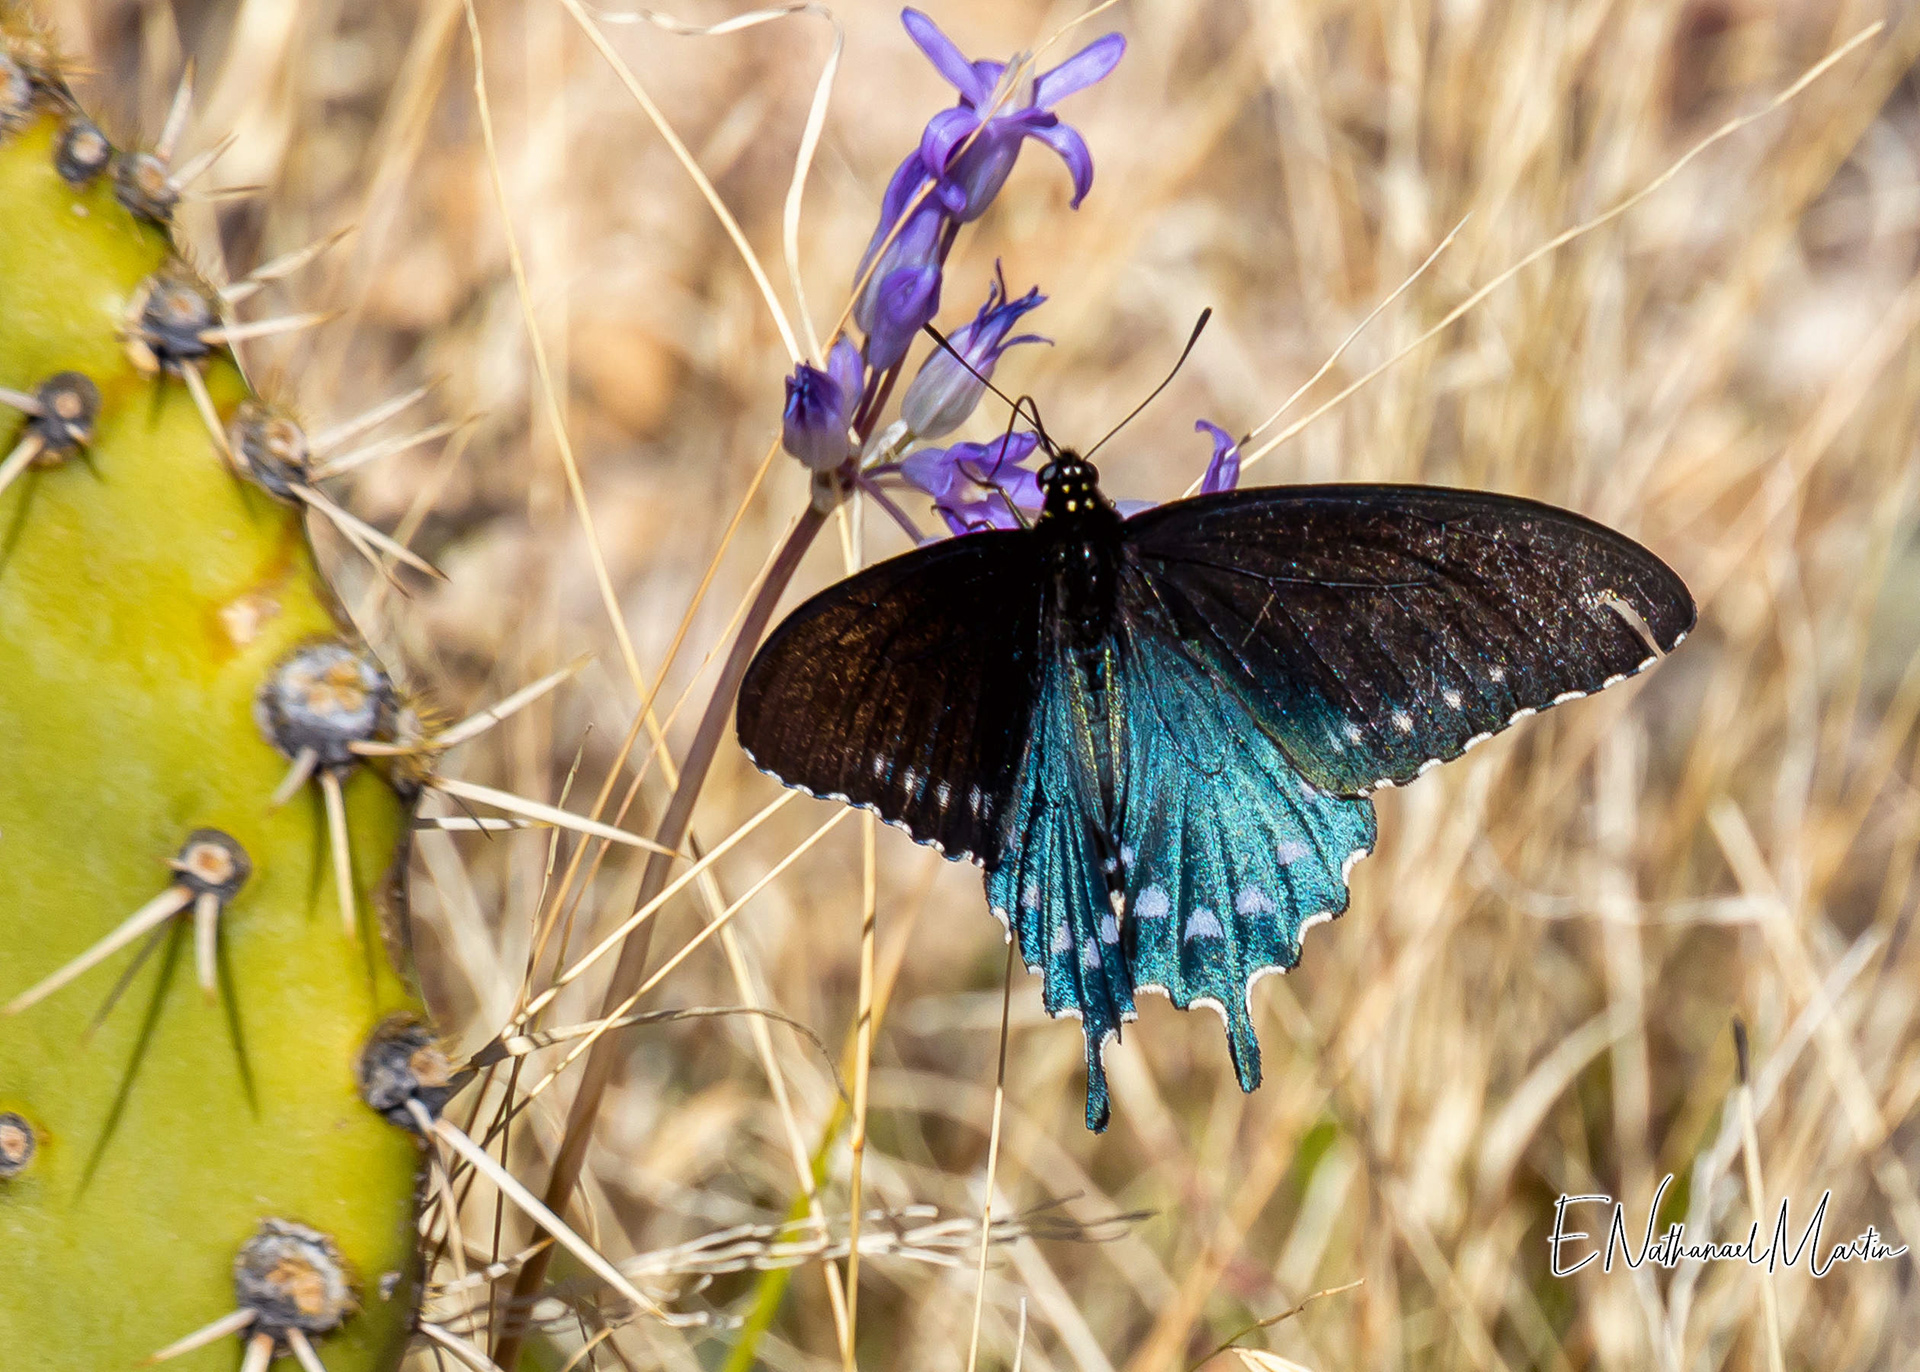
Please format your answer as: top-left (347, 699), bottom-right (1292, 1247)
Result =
top-left (1124, 484), bottom-right (1695, 795)
top-left (736, 529), bottom-right (1045, 866)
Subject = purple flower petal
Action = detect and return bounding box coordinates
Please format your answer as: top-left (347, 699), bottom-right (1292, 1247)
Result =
top-left (977, 462), bottom-right (1042, 509)
top-left (827, 336), bottom-right (865, 409)
top-left (943, 118), bottom-right (1040, 221)
top-left (866, 263), bottom-right (943, 372)
top-left (919, 106), bottom-right (981, 178)
top-left (854, 202), bottom-right (945, 337)
top-left (898, 430), bottom-right (1045, 536)
top-left (901, 276), bottom-right (1048, 436)
top-left (967, 58), bottom-right (1005, 102)
top-left (1033, 33), bottom-right (1126, 105)
top-left (1196, 419), bottom-right (1242, 494)
top-left (898, 444), bottom-right (960, 500)
top-left (859, 152), bottom-right (935, 278)
top-left (782, 362), bottom-right (855, 471)
top-left (1027, 121), bottom-right (1096, 207)
top-left (902, 9), bottom-right (993, 104)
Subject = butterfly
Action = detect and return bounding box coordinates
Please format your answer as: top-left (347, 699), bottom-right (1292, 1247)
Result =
top-left (736, 452), bottom-right (1694, 1130)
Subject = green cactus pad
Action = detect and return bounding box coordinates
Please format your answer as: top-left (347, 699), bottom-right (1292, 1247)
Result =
top-left (0, 50), bottom-right (426, 1372)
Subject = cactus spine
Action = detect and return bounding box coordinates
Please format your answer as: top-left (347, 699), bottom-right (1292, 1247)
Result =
top-left (0, 15), bottom-right (430, 1371)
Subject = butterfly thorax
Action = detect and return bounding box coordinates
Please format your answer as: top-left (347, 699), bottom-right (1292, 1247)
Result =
top-left (1036, 451), bottom-right (1127, 659)
top-left (1036, 451), bottom-right (1129, 844)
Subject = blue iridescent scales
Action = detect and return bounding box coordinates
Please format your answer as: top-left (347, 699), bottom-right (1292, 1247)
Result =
top-left (986, 634), bottom-right (1376, 1128)
top-left (735, 454), bottom-right (1694, 1131)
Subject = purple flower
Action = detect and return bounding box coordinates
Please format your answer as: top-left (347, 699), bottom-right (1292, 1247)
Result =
top-left (899, 430), bottom-right (1044, 533)
top-left (904, 9), bottom-right (1124, 222)
top-left (782, 338), bottom-right (865, 471)
top-left (855, 200), bottom-right (948, 373)
top-left (901, 269), bottom-right (1048, 438)
top-left (1196, 419), bottom-right (1241, 494)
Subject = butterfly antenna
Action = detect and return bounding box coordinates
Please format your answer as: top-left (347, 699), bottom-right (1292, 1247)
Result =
top-left (922, 323), bottom-right (1055, 452)
top-left (1084, 308), bottom-right (1213, 459)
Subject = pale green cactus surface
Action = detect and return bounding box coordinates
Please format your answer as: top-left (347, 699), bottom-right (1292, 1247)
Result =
top-left (0, 27), bottom-right (426, 1372)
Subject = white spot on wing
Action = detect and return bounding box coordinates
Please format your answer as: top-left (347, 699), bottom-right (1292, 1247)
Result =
top-left (1417, 757), bottom-right (1442, 776)
top-left (1099, 913), bottom-right (1120, 944)
top-left (1236, 887), bottom-right (1274, 916)
top-left (1137, 886), bottom-right (1171, 920)
top-left (1275, 839), bottom-right (1308, 864)
top-left (1509, 707), bottom-right (1536, 724)
top-left (1021, 882), bottom-right (1040, 911)
top-left (1184, 907), bottom-right (1224, 941)
top-left (1080, 938), bottom-right (1104, 969)
top-left (1051, 923), bottom-right (1073, 954)
top-left (1392, 711), bottom-right (1413, 733)
top-left (1489, 666), bottom-right (1507, 683)
top-left (1443, 688), bottom-right (1463, 709)
top-left (936, 780), bottom-right (952, 807)
top-left (1344, 721), bottom-right (1365, 744)
top-left (1551, 690), bottom-right (1585, 706)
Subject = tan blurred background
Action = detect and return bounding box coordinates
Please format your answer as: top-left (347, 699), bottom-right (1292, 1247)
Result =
top-left (27, 0), bottom-right (1920, 1367)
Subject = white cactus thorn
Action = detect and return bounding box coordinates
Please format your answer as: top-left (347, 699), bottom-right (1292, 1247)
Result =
top-left (318, 768), bottom-right (358, 943)
top-left (415, 816), bottom-right (545, 832)
top-left (394, 657), bottom-right (591, 754)
top-left (192, 891), bottom-right (220, 1000)
top-left (282, 1328), bottom-right (330, 1372)
top-left (220, 227), bottom-right (354, 306)
top-left (416, 1320), bottom-right (507, 1371)
top-left (144, 1307), bottom-right (256, 1363)
top-left (308, 416), bottom-right (461, 480)
top-left (238, 1331), bottom-right (274, 1372)
top-left (0, 430), bottom-right (44, 500)
top-left (154, 59), bottom-right (195, 164)
top-left (179, 362), bottom-right (235, 464)
top-left (405, 1097), bottom-right (695, 1326)
top-left (167, 129), bottom-right (238, 197)
top-left (7, 885), bottom-right (194, 1013)
top-left (269, 745), bottom-right (321, 808)
top-left (292, 481), bottom-right (444, 579)
top-left (201, 310), bottom-right (339, 347)
top-left (426, 775), bottom-right (677, 854)
top-left (5, 823), bottom-right (251, 1013)
top-left (310, 381), bottom-right (439, 455)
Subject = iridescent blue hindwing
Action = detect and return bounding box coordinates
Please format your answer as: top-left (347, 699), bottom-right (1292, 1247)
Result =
top-left (985, 620), bottom-right (1376, 1131)
top-left (986, 655), bottom-right (1137, 1131)
top-left (1114, 623), bottom-right (1375, 1096)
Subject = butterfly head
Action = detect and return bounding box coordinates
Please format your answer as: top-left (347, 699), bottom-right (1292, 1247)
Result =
top-left (1037, 449), bottom-right (1111, 526)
